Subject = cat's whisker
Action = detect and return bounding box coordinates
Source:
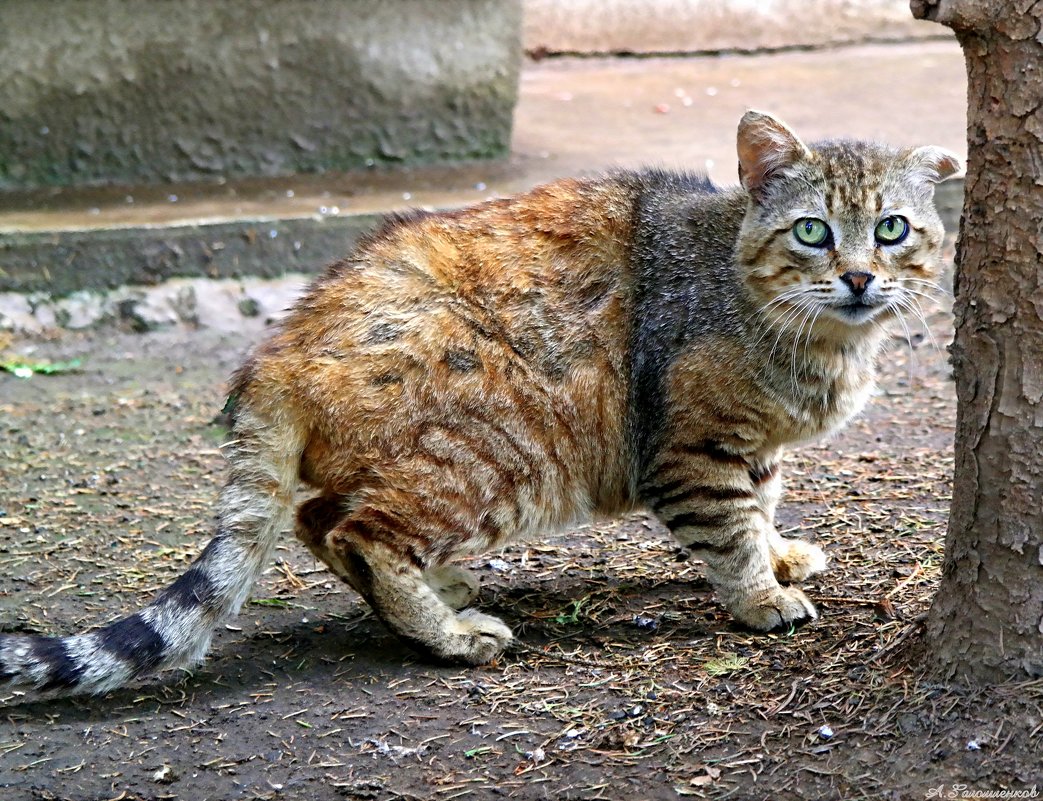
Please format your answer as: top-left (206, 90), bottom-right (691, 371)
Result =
top-left (764, 303), bottom-right (808, 367)
top-left (765, 298), bottom-right (816, 366)
top-left (895, 286), bottom-right (943, 320)
top-left (890, 298), bottom-right (919, 384)
top-left (789, 301), bottom-right (819, 389)
top-left (900, 289), bottom-right (947, 323)
top-left (763, 304), bottom-right (806, 363)
top-left (902, 277), bottom-right (946, 293)
top-left (900, 284), bottom-right (945, 302)
top-left (754, 287), bottom-right (815, 324)
top-left (898, 292), bottom-right (942, 352)
top-left (801, 306), bottom-right (826, 376)
top-left (755, 294), bottom-right (814, 352)
top-left (758, 285), bottom-right (815, 308)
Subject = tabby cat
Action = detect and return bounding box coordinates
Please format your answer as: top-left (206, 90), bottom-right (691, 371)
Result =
top-left (0, 111), bottom-right (959, 698)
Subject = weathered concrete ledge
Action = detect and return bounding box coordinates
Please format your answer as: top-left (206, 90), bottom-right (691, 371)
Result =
top-left (0, 214), bottom-right (380, 297)
top-left (0, 0), bottom-right (521, 190)
top-left (0, 178), bottom-right (964, 329)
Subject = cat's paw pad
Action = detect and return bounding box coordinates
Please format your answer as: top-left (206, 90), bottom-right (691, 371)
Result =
top-left (731, 586), bottom-right (817, 632)
top-left (448, 609), bottom-right (513, 664)
top-left (425, 565), bottom-right (480, 610)
top-left (771, 539), bottom-right (828, 583)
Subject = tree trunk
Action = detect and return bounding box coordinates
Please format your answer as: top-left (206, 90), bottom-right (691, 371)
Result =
top-left (910, 0), bottom-right (1043, 681)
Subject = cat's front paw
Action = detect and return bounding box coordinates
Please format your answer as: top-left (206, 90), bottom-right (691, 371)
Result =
top-left (730, 586), bottom-right (817, 631)
top-left (425, 565), bottom-right (480, 610)
top-left (771, 539), bottom-right (828, 583)
top-left (446, 609), bottom-right (514, 664)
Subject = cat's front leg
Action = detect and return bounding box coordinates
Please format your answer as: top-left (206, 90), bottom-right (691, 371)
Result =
top-left (680, 513), bottom-right (817, 631)
top-left (645, 455), bottom-right (816, 631)
top-left (751, 461), bottom-right (829, 584)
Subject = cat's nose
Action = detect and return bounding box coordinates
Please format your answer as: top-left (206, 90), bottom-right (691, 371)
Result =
top-left (840, 271), bottom-right (874, 296)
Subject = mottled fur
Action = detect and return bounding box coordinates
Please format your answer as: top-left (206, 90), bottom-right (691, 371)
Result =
top-left (0, 112), bottom-right (959, 698)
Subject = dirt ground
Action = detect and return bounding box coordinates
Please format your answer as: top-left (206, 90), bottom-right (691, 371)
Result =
top-left (1, 295), bottom-right (1041, 801)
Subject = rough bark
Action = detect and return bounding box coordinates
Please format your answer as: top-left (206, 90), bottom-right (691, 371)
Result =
top-left (911, 0), bottom-right (1043, 681)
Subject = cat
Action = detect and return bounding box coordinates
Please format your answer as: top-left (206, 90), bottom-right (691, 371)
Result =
top-left (0, 111), bottom-right (959, 699)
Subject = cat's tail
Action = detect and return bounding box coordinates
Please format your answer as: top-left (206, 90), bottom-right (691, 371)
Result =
top-left (0, 404), bottom-right (306, 700)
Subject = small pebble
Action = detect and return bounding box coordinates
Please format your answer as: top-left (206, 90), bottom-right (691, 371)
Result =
top-left (151, 765), bottom-right (177, 784)
top-left (817, 725), bottom-right (834, 740)
top-left (966, 739), bottom-right (981, 751)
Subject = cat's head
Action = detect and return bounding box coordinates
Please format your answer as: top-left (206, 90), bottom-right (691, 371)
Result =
top-left (733, 110), bottom-right (960, 341)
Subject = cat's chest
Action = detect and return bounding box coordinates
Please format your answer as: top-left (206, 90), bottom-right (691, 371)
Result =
top-left (648, 339), bottom-right (878, 480)
top-left (767, 366), bottom-right (876, 447)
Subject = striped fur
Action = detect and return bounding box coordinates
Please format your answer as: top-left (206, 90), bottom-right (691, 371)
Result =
top-left (0, 112), bottom-right (959, 699)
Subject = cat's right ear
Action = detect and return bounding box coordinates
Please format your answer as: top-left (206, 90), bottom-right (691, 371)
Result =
top-left (736, 110), bottom-right (812, 200)
top-left (904, 145), bottom-right (962, 184)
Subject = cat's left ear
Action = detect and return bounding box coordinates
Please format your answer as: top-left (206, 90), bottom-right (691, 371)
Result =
top-left (904, 146), bottom-right (963, 184)
top-left (736, 110), bottom-right (812, 199)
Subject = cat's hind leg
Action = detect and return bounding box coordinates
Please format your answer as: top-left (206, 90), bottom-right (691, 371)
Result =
top-left (334, 530), bottom-right (510, 664)
top-left (295, 495), bottom-right (506, 663)
top-left (296, 496), bottom-right (480, 609)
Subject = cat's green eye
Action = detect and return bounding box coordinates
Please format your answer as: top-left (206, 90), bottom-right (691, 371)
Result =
top-left (875, 216), bottom-right (909, 245)
top-left (793, 218), bottom-right (830, 247)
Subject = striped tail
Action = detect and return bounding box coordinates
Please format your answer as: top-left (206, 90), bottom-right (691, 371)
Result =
top-left (0, 408), bottom-right (304, 699)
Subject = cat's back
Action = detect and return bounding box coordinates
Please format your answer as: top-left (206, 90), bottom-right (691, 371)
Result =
top-left (296, 175), bottom-right (639, 325)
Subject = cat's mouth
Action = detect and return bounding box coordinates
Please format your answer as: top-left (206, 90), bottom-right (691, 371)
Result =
top-left (833, 299), bottom-right (884, 321)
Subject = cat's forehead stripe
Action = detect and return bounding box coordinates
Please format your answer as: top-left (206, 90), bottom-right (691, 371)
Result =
top-left (812, 146), bottom-right (890, 212)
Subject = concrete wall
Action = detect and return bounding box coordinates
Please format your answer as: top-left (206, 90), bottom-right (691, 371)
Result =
top-left (524, 0), bottom-right (946, 54)
top-left (0, 0), bottom-right (522, 190)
